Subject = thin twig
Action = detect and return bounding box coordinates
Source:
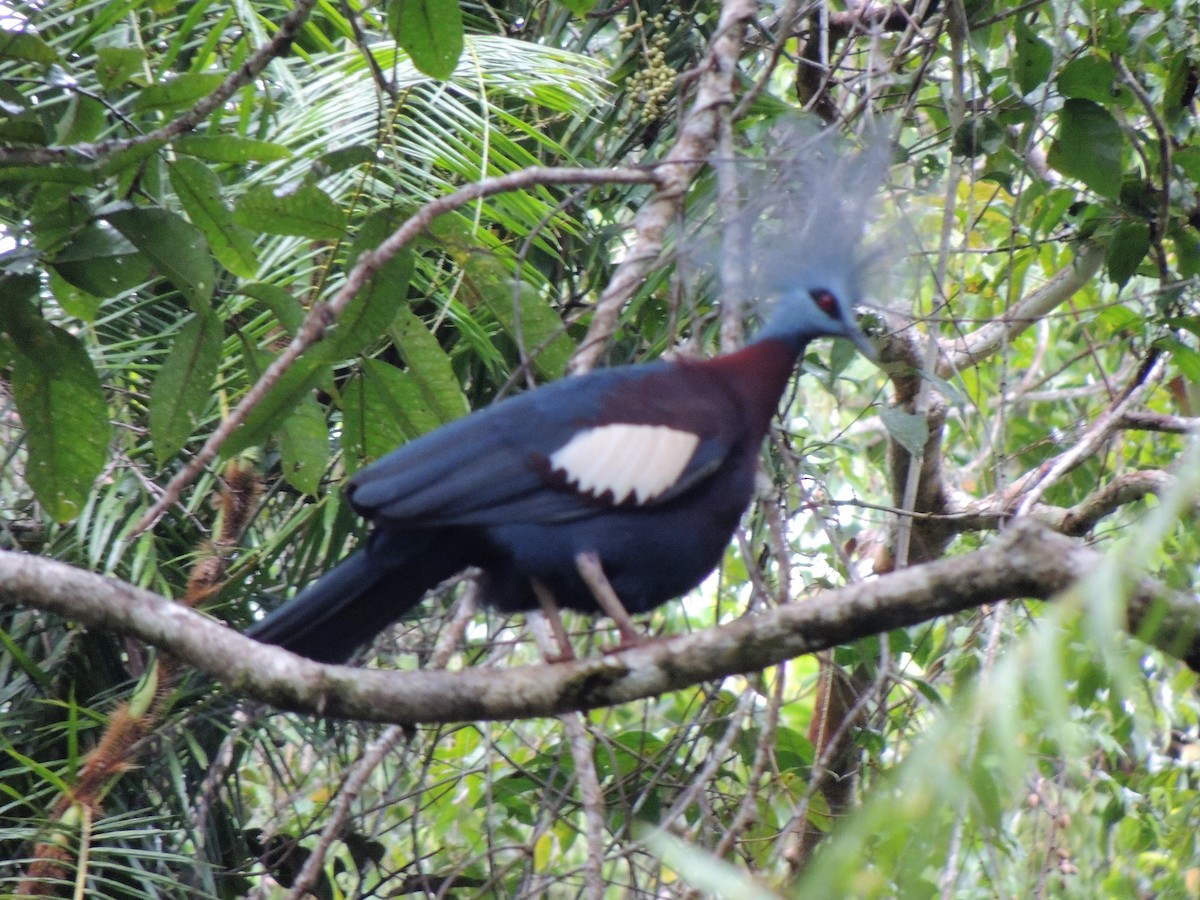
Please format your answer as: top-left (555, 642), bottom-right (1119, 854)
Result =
top-left (1012, 356), bottom-right (1167, 515)
top-left (285, 726), bottom-right (412, 900)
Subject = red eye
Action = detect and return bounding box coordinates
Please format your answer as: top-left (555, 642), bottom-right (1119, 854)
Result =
top-left (811, 289), bottom-right (839, 317)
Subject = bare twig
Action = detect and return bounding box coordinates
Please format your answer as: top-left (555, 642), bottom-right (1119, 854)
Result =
top-left (528, 615), bottom-right (606, 900)
top-left (1117, 411), bottom-right (1200, 434)
top-left (1012, 356), bottom-right (1166, 515)
top-left (285, 726), bottom-right (411, 900)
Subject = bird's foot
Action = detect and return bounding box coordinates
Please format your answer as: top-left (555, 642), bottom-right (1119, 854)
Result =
top-left (531, 578), bottom-right (576, 661)
top-left (600, 630), bottom-right (656, 655)
top-left (574, 551), bottom-right (648, 648)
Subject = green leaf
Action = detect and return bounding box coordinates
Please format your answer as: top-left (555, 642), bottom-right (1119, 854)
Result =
top-left (133, 72), bottom-right (225, 111)
top-left (389, 305), bottom-right (469, 424)
top-left (1047, 99), bottom-right (1125, 199)
top-left (55, 95), bottom-right (105, 144)
top-left (1162, 337), bottom-right (1200, 383)
top-left (554, 0), bottom-right (598, 15)
top-left (1105, 220), bottom-right (1150, 289)
top-left (315, 144), bottom-right (377, 176)
top-left (1174, 146), bottom-right (1200, 182)
top-left (880, 405), bottom-right (930, 457)
top-left (149, 310), bottom-right (223, 464)
top-left (1164, 56), bottom-right (1193, 121)
top-left (0, 28), bottom-right (59, 64)
top-left (0, 272), bottom-right (39, 311)
top-left (106, 206), bottom-right (216, 311)
top-left (239, 282), bottom-right (306, 336)
top-left (1057, 55), bottom-right (1116, 103)
top-left (362, 358), bottom-right (445, 439)
top-left (222, 347), bottom-right (334, 456)
top-left (50, 223), bottom-right (152, 298)
top-left (234, 182), bottom-right (347, 240)
top-left (331, 210), bottom-right (415, 357)
top-left (279, 396), bottom-right (330, 495)
top-left (96, 46), bottom-right (145, 91)
top-left (1013, 20), bottom-right (1053, 94)
top-left (174, 135), bottom-right (292, 164)
top-left (93, 138), bottom-right (167, 177)
top-left (389, 0), bottom-right (464, 80)
top-left (473, 273), bottom-right (574, 381)
top-left (952, 116), bottom-right (1004, 158)
top-left (169, 157), bottom-right (259, 278)
top-left (8, 322), bottom-right (110, 522)
top-left (341, 369), bottom-right (409, 472)
top-left (0, 165), bottom-right (94, 185)
top-left (1169, 222), bottom-right (1200, 279)
top-left (48, 269), bottom-right (103, 322)
top-left (444, 227), bottom-right (574, 380)
top-left (342, 359), bottom-right (445, 470)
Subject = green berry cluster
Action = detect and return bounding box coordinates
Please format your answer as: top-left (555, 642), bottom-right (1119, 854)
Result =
top-left (621, 13), bottom-right (675, 123)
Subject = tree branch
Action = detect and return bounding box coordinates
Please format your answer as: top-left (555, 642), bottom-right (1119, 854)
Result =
top-left (3, 520), bottom-right (1197, 726)
top-left (937, 242), bottom-right (1106, 378)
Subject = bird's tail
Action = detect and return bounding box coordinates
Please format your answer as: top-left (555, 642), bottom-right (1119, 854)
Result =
top-left (245, 530), bottom-right (465, 664)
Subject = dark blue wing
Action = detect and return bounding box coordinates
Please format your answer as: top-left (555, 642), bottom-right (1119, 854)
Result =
top-left (346, 359), bottom-right (747, 528)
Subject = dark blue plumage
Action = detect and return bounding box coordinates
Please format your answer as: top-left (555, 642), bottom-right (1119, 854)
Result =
top-left (248, 130), bottom-right (887, 663)
top-left (246, 291), bottom-right (874, 663)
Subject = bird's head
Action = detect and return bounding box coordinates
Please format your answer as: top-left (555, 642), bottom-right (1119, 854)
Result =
top-left (757, 271), bottom-right (876, 359)
top-left (740, 123), bottom-right (890, 360)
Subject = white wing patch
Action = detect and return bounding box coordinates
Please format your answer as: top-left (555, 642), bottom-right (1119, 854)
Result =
top-left (548, 424), bottom-right (701, 505)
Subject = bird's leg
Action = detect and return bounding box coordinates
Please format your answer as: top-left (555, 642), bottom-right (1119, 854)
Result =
top-left (531, 578), bottom-right (575, 661)
top-left (574, 551), bottom-right (644, 647)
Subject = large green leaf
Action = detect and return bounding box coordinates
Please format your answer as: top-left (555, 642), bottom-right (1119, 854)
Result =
top-left (341, 359), bottom-right (443, 471)
top-left (234, 182), bottom-right (347, 240)
top-left (8, 322), bottom-right (110, 522)
top-left (389, 304), bottom-right (469, 424)
top-left (174, 135), bottom-right (292, 164)
top-left (1106, 220), bottom-right (1151, 290)
top-left (95, 46), bottom-right (145, 91)
top-left (169, 157), bottom-right (259, 278)
top-left (431, 215), bottom-right (574, 381)
top-left (49, 223), bottom-right (152, 298)
top-left (149, 309), bottom-right (223, 464)
top-left (331, 211), bottom-right (415, 358)
top-left (0, 28), bottom-right (59, 64)
top-left (461, 252), bottom-right (575, 381)
top-left (280, 395), bottom-right (330, 495)
top-left (1047, 99), bottom-right (1125, 199)
top-left (388, 0), bottom-right (464, 80)
top-left (1057, 55), bottom-right (1116, 103)
top-left (106, 206), bottom-right (216, 311)
top-left (239, 282), bottom-right (306, 336)
top-left (1013, 20), bottom-right (1052, 95)
top-left (133, 72), bottom-right (225, 111)
top-left (54, 95), bottom-right (105, 145)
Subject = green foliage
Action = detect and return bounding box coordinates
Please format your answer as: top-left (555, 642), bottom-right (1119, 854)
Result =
top-left (148, 309), bottom-right (222, 465)
top-left (388, 0), bottom-right (464, 80)
top-left (2, 0), bottom-right (1200, 897)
